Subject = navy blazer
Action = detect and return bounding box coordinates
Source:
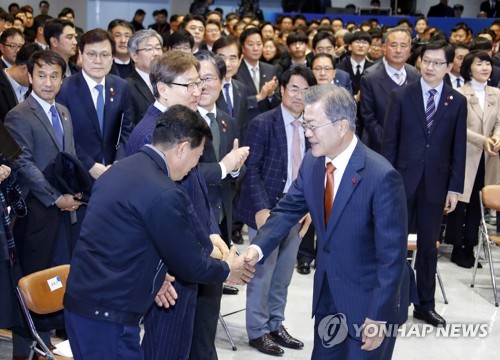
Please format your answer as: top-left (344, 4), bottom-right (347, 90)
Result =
top-left (333, 68), bottom-right (354, 96)
top-left (360, 61), bottom-right (420, 153)
top-left (382, 81), bottom-right (467, 205)
top-left (126, 69), bottom-right (155, 126)
top-left (198, 109), bottom-right (239, 243)
top-left (236, 106), bottom-right (308, 229)
top-left (252, 141), bottom-right (415, 337)
top-left (64, 146), bottom-right (229, 326)
top-left (57, 71), bottom-right (133, 169)
top-left (216, 78), bottom-right (250, 144)
top-left (234, 61), bottom-right (281, 122)
top-left (336, 57), bottom-right (374, 95)
top-left (0, 69), bottom-right (20, 123)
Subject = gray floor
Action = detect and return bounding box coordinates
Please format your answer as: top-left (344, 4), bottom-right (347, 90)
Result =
top-left (2, 243), bottom-right (499, 359)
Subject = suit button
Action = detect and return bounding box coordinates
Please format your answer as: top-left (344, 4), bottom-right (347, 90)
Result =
top-left (95, 311), bottom-right (99, 315)
top-left (323, 248), bottom-right (330, 254)
top-left (426, 144), bottom-right (430, 148)
top-left (282, 179), bottom-right (286, 183)
top-left (276, 197), bottom-right (280, 201)
top-left (104, 312), bottom-right (109, 317)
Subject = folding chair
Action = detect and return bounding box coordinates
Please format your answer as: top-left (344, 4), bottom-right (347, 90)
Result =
top-left (16, 264), bottom-right (70, 360)
top-left (408, 235), bottom-right (448, 304)
top-left (471, 186), bottom-right (500, 307)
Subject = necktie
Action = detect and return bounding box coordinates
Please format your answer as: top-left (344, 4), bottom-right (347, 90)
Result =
top-left (324, 162), bottom-right (335, 226)
top-left (291, 119), bottom-right (301, 181)
top-left (223, 83), bottom-right (234, 117)
top-left (95, 84), bottom-right (105, 134)
top-left (393, 72), bottom-right (403, 85)
top-left (49, 105), bottom-right (64, 148)
top-left (251, 67), bottom-right (260, 92)
top-left (425, 89), bottom-right (437, 131)
top-left (355, 64), bottom-right (361, 77)
top-left (456, 78), bottom-right (461, 88)
top-left (207, 112), bottom-right (220, 160)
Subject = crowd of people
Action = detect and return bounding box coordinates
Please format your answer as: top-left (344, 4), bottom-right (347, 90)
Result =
top-left (1, 1), bottom-right (500, 359)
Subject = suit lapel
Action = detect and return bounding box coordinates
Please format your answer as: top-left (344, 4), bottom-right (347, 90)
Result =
top-left (76, 72), bottom-right (102, 137)
top-left (215, 112), bottom-right (228, 160)
top-left (259, 61), bottom-right (268, 87)
top-left (104, 75), bottom-right (116, 140)
top-left (408, 82), bottom-right (428, 136)
top-left (461, 83), bottom-right (483, 120)
top-left (133, 71), bottom-right (153, 103)
top-left (28, 96), bottom-right (62, 150)
top-left (273, 108), bottom-right (288, 174)
top-left (311, 157), bottom-right (327, 238)
top-left (484, 86), bottom-right (497, 124)
top-left (325, 143), bottom-right (363, 237)
top-left (428, 84), bottom-right (454, 138)
top-left (236, 65), bottom-right (255, 94)
top-left (232, 80), bottom-right (242, 118)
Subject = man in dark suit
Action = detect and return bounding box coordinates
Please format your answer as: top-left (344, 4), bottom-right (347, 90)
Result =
top-left (0, 43), bottom-right (40, 123)
top-left (382, 40), bottom-right (467, 327)
top-left (190, 50), bottom-right (249, 360)
top-left (0, 28), bottom-right (25, 69)
top-left (235, 28), bottom-right (281, 124)
top-left (481, 0), bottom-right (500, 17)
top-left (63, 106), bottom-right (254, 360)
top-left (311, 53), bottom-right (354, 95)
top-left (243, 84), bottom-right (415, 359)
top-left (126, 29), bottom-right (163, 126)
top-left (427, 0), bottom-right (454, 17)
top-left (108, 19), bottom-right (136, 79)
top-left (43, 19), bottom-right (79, 78)
top-left (360, 27), bottom-right (420, 153)
top-left (5, 50), bottom-right (82, 360)
top-left (236, 66), bottom-right (317, 357)
top-left (57, 28), bottom-right (132, 180)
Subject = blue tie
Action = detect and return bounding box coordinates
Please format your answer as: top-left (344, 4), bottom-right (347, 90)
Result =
top-left (223, 83), bottom-right (233, 117)
top-left (425, 89), bottom-right (437, 131)
top-left (95, 84), bottom-right (104, 134)
top-left (49, 105), bottom-right (64, 148)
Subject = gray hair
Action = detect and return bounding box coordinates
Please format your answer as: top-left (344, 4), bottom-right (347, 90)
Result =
top-left (302, 84), bottom-right (356, 131)
top-left (383, 26), bottom-right (412, 44)
top-left (128, 29), bottom-right (163, 55)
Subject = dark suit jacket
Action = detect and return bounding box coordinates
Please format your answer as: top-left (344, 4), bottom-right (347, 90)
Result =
top-left (360, 61), bottom-right (420, 153)
top-left (236, 105), bottom-right (309, 229)
top-left (64, 146), bottom-right (229, 326)
top-left (489, 65), bottom-right (500, 88)
top-left (126, 69), bottom-right (155, 126)
top-left (57, 71), bottom-right (133, 169)
top-left (216, 78), bottom-right (249, 144)
top-left (480, 0), bottom-right (500, 17)
top-left (336, 57), bottom-right (374, 95)
top-left (252, 140), bottom-right (415, 337)
top-left (0, 69), bottom-right (20, 123)
top-left (234, 60), bottom-right (281, 122)
top-left (427, 3), bottom-right (454, 17)
top-left (4, 95), bottom-right (76, 274)
top-left (198, 109), bottom-right (239, 243)
top-left (382, 81), bottom-right (467, 205)
top-left (333, 68), bottom-right (354, 95)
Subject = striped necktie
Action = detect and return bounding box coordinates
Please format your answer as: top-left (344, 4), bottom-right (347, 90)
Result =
top-left (425, 89), bottom-right (437, 131)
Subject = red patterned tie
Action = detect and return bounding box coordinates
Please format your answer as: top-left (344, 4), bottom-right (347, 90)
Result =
top-left (324, 162), bottom-right (335, 225)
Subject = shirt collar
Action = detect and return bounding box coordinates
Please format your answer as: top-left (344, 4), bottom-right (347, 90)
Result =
top-left (383, 57), bottom-right (406, 78)
top-left (136, 67), bottom-right (152, 90)
top-left (146, 144), bottom-right (169, 173)
top-left (281, 103), bottom-right (302, 125)
top-left (325, 135), bottom-right (358, 172)
top-left (198, 105), bottom-right (217, 120)
top-left (4, 69), bottom-right (28, 99)
top-left (420, 78), bottom-right (444, 97)
top-left (113, 57), bottom-right (131, 65)
top-left (82, 69), bottom-right (106, 90)
top-left (244, 59), bottom-right (259, 72)
top-left (154, 100), bottom-right (167, 113)
top-left (350, 57), bottom-right (366, 68)
top-left (30, 91), bottom-right (55, 115)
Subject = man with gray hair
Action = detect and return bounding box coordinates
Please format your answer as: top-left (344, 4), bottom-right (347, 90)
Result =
top-left (126, 29), bottom-right (163, 125)
top-left (243, 84), bottom-right (416, 359)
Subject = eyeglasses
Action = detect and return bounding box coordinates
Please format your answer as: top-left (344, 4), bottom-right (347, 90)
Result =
top-left (312, 66), bottom-right (334, 73)
top-left (2, 43), bottom-right (23, 50)
top-left (286, 86), bottom-right (307, 96)
top-left (299, 120), bottom-right (337, 132)
top-left (84, 51), bottom-right (112, 60)
top-left (201, 77), bottom-right (219, 83)
top-left (137, 46), bottom-right (163, 53)
top-left (421, 58), bottom-right (448, 69)
top-left (170, 80), bottom-right (206, 93)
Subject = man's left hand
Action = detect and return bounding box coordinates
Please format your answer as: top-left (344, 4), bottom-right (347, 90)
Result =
top-left (298, 213), bottom-right (311, 238)
top-left (361, 317), bottom-right (386, 351)
top-left (444, 192), bottom-right (458, 214)
top-left (210, 234), bottom-right (229, 260)
top-left (155, 273), bottom-right (177, 308)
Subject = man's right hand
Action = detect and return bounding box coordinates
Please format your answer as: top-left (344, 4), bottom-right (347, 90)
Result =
top-left (255, 208), bottom-right (270, 229)
top-left (55, 194), bottom-right (82, 211)
top-left (225, 247), bottom-right (255, 285)
top-left (89, 162), bottom-right (110, 180)
top-left (220, 139), bottom-right (249, 173)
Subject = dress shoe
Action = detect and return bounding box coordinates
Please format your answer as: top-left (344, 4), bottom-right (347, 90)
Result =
top-left (231, 230), bottom-right (244, 245)
top-left (249, 334), bottom-right (284, 356)
top-left (296, 262), bottom-right (311, 275)
top-left (413, 309), bottom-right (446, 327)
top-left (451, 247), bottom-right (482, 269)
top-left (222, 284), bottom-right (239, 295)
top-left (270, 325), bottom-right (304, 349)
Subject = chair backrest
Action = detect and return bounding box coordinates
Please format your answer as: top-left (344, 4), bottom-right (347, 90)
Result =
top-left (482, 185), bottom-right (500, 212)
top-left (17, 264), bottom-right (70, 314)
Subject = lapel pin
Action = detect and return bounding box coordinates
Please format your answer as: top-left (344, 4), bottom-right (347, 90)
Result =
top-left (61, 111), bottom-right (67, 121)
top-left (444, 102), bottom-right (448, 106)
top-left (352, 178), bottom-right (356, 184)
top-left (110, 87), bottom-right (115, 102)
top-left (221, 120), bottom-right (227, 132)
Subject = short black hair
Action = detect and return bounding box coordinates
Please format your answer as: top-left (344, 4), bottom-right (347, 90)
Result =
top-left (469, 37), bottom-right (493, 52)
top-left (153, 104), bottom-right (211, 149)
top-left (239, 27), bottom-right (261, 46)
top-left (166, 29), bottom-right (194, 49)
top-left (453, 42), bottom-right (469, 52)
top-left (312, 31), bottom-right (335, 50)
top-left (182, 14), bottom-right (205, 28)
top-left (281, 65), bottom-right (317, 88)
top-left (350, 31), bottom-right (371, 44)
top-left (421, 40), bottom-right (454, 64)
top-left (194, 50), bottom-right (226, 81)
top-left (27, 49), bottom-right (66, 76)
top-left (311, 52), bottom-right (335, 68)
top-left (33, 14), bottom-right (52, 32)
top-left (107, 19), bottom-right (134, 33)
top-left (58, 7), bottom-right (75, 18)
top-left (460, 51), bottom-right (492, 82)
top-left (39, 1), bottom-right (49, 8)
top-left (286, 31), bottom-right (308, 46)
top-left (212, 35), bottom-right (240, 57)
top-left (0, 27), bottom-right (23, 44)
top-left (134, 9), bottom-right (145, 16)
top-left (79, 28), bottom-right (115, 55)
top-left (15, 42), bottom-right (42, 65)
top-left (8, 3), bottom-right (19, 13)
top-left (44, 18), bottom-right (74, 46)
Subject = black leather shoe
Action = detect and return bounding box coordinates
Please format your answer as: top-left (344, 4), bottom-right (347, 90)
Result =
top-left (270, 325), bottom-right (304, 349)
top-left (222, 284), bottom-right (239, 295)
top-left (231, 230), bottom-right (244, 244)
top-left (296, 262), bottom-right (311, 275)
top-left (413, 309), bottom-right (446, 327)
top-left (249, 334), bottom-right (284, 356)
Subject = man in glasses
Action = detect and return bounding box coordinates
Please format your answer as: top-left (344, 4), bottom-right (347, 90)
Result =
top-left (243, 84), bottom-right (415, 359)
top-left (0, 28), bottom-right (25, 69)
top-left (382, 40), bottom-right (466, 328)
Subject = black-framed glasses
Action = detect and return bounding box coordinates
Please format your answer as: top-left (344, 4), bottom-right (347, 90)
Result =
top-left (2, 43), bottom-right (23, 50)
top-left (137, 46), bottom-right (163, 53)
top-left (170, 79), bottom-right (206, 93)
top-left (421, 58), bottom-right (448, 69)
top-left (299, 119), bottom-right (339, 132)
